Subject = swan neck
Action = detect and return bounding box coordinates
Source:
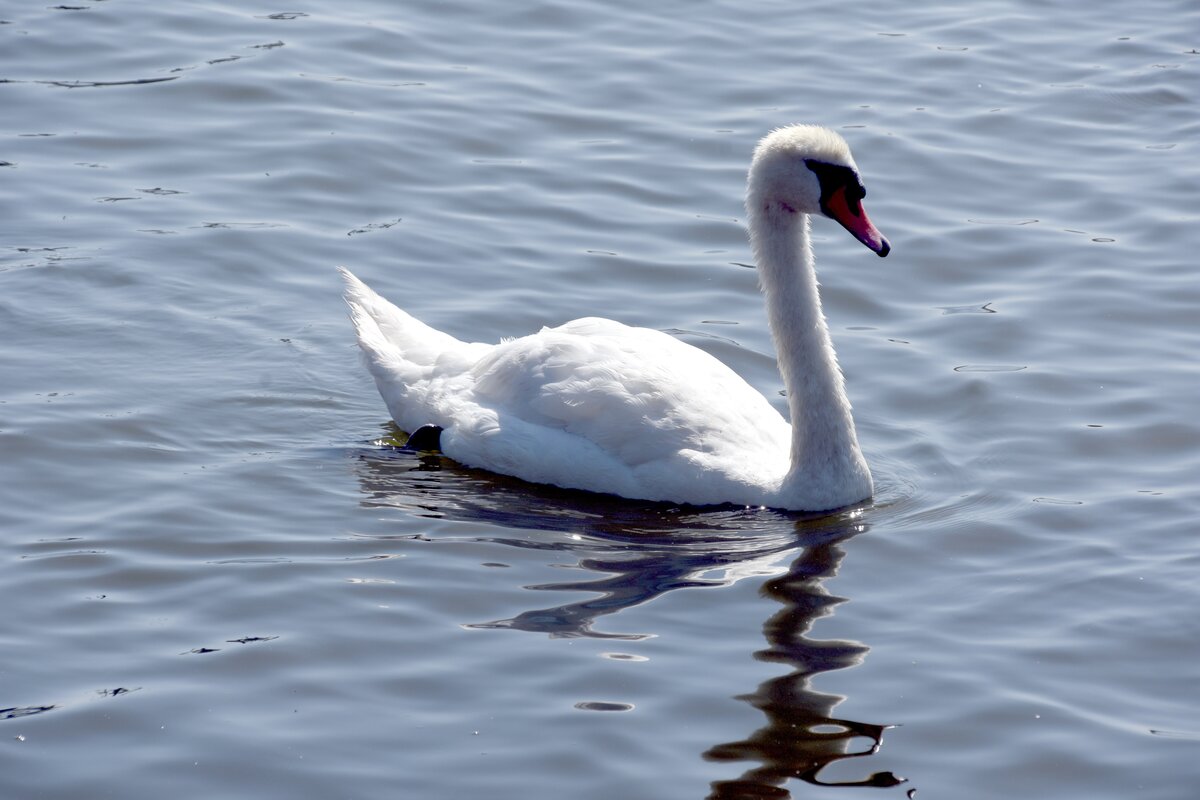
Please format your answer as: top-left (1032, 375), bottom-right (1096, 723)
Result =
top-left (749, 207), bottom-right (866, 486)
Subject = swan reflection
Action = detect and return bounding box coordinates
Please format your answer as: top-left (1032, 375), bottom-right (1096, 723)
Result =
top-left (353, 438), bottom-right (907, 796)
top-left (705, 539), bottom-right (906, 796)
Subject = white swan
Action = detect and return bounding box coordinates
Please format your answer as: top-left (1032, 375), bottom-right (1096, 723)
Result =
top-left (341, 125), bottom-right (889, 511)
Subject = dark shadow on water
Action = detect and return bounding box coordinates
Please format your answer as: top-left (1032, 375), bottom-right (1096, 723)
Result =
top-left (351, 425), bottom-right (910, 796)
top-left (353, 434), bottom-right (824, 638)
top-left (704, 540), bottom-right (907, 798)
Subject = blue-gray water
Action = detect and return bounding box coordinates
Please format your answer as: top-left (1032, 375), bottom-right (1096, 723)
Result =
top-left (2, 2), bottom-right (1198, 798)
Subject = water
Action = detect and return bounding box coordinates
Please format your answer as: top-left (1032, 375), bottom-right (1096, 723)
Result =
top-left (2, 1), bottom-right (1197, 797)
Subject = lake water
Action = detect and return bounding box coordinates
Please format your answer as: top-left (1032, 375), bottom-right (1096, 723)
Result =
top-left (2, 1), bottom-right (1197, 798)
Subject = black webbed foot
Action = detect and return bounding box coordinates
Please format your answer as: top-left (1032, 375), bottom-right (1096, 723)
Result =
top-left (402, 424), bottom-right (443, 452)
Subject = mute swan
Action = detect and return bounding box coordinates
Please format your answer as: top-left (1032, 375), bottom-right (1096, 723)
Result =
top-left (341, 125), bottom-right (889, 511)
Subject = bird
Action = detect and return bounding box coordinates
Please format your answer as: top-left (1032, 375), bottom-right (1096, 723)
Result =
top-left (341, 124), bottom-right (889, 511)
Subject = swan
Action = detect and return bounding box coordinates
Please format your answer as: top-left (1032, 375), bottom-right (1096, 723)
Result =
top-left (341, 124), bottom-right (889, 511)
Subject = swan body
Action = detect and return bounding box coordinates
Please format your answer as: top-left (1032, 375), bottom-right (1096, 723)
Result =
top-left (342, 125), bottom-right (889, 511)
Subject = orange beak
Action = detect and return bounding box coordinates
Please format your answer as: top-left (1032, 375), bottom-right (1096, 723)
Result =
top-left (825, 185), bottom-right (890, 257)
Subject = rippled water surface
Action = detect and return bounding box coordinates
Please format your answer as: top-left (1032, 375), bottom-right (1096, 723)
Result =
top-left (3, 1), bottom-right (1198, 798)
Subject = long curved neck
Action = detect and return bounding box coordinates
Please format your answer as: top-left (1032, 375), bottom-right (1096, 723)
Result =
top-left (748, 204), bottom-right (865, 485)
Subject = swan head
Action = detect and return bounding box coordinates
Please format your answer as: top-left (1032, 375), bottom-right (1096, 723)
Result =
top-left (747, 125), bottom-right (890, 257)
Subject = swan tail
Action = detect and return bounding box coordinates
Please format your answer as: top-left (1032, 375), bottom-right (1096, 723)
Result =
top-left (340, 268), bottom-right (473, 430)
top-left (338, 267), bottom-right (465, 370)
top-left (343, 291), bottom-right (422, 409)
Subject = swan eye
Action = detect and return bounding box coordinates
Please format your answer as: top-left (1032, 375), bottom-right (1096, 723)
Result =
top-left (804, 159), bottom-right (863, 196)
top-left (804, 159), bottom-right (867, 212)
